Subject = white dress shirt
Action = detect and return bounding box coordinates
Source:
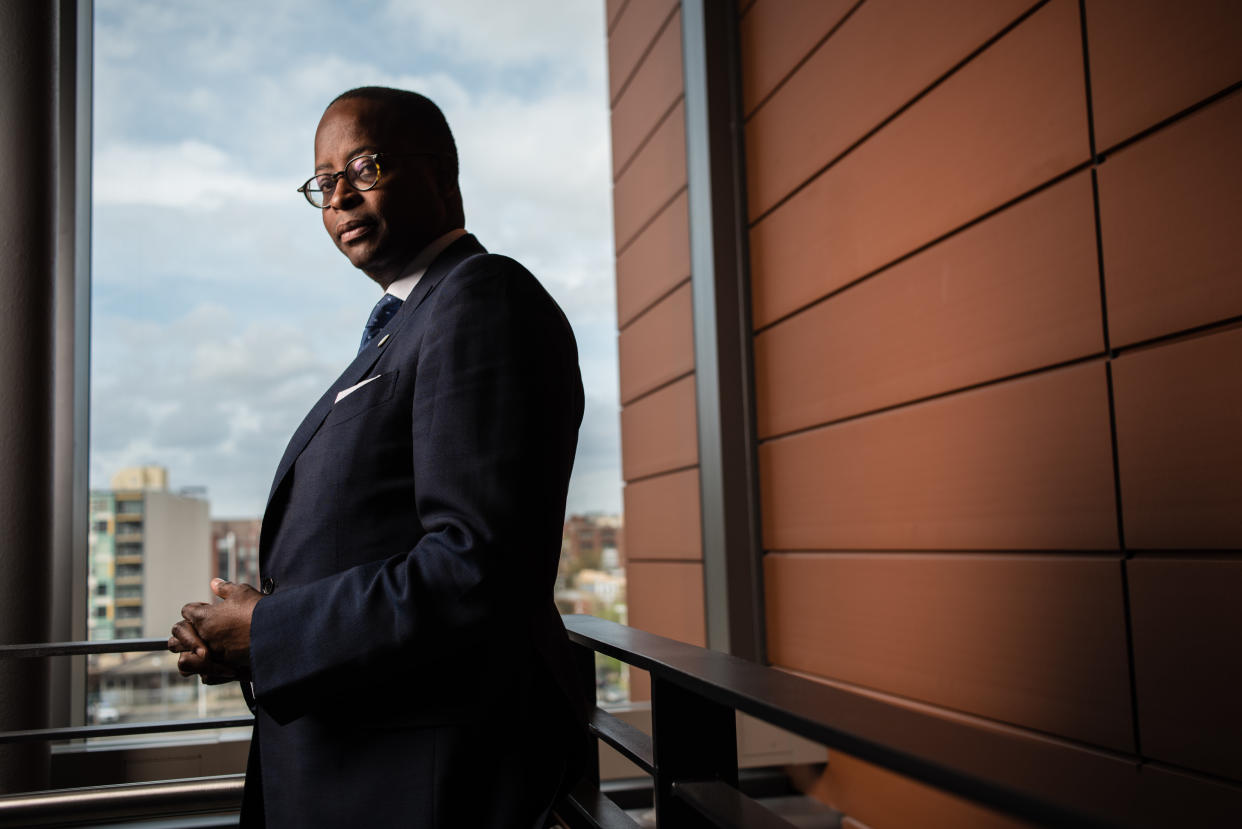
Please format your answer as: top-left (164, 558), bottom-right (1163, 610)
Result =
top-left (384, 227), bottom-right (468, 301)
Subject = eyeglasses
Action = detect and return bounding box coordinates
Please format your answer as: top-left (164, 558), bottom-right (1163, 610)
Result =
top-left (297, 153), bottom-right (432, 208)
top-left (298, 153), bottom-right (389, 208)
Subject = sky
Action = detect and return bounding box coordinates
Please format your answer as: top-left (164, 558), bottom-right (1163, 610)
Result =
top-left (89, 0), bottom-right (621, 518)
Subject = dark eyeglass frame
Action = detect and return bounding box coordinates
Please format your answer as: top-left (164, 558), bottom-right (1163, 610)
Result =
top-left (296, 152), bottom-right (436, 208)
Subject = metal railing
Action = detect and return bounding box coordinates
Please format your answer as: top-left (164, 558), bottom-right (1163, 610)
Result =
top-left (0, 637), bottom-right (253, 745)
top-left (0, 775), bottom-right (244, 827)
top-left (0, 637), bottom-right (251, 825)
top-left (556, 615), bottom-right (1242, 829)
top-left (5, 620), bottom-right (1242, 827)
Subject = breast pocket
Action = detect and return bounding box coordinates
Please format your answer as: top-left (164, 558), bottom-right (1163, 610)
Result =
top-left (324, 370), bottom-right (400, 427)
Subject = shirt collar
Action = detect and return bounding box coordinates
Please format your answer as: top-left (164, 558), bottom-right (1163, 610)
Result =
top-left (384, 228), bottom-right (468, 301)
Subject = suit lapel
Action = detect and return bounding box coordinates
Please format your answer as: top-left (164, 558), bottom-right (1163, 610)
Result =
top-left (264, 234), bottom-right (487, 508)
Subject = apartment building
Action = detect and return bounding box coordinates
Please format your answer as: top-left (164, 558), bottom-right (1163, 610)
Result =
top-left (562, 513), bottom-right (627, 572)
top-left (87, 467), bottom-right (211, 641)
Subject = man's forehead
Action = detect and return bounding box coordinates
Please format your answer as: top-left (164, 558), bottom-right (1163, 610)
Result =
top-left (314, 99), bottom-right (407, 164)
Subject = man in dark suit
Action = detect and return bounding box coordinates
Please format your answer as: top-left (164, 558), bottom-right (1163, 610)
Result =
top-left (169, 87), bottom-right (588, 827)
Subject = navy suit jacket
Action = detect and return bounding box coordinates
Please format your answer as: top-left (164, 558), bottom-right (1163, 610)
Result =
top-left (243, 235), bottom-right (587, 826)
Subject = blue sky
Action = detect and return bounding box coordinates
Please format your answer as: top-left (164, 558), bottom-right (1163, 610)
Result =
top-left (90, 0), bottom-right (620, 517)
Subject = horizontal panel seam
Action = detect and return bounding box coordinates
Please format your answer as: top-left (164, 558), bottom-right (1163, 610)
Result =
top-left (606, 0), bottom-right (632, 36)
top-left (615, 183), bottom-right (688, 258)
top-left (610, 2), bottom-right (680, 109)
top-left (618, 275), bottom-right (692, 332)
top-left (613, 88), bottom-right (686, 183)
top-left (773, 666), bottom-right (1140, 760)
top-left (1095, 78), bottom-right (1242, 160)
top-left (756, 352), bottom-right (1105, 444)
top-left (623, 466), bottom-right (696, 489)
top-left (746, 0), bottom-right (1049, 225)
top-left (613, 91), bottom-right (685, 184)
top-left (615, 186), bottom-right (687, 269)
top-left (752, 159), bottom-right (1093, 335)
top-left (620, 368), bottom-right (695, 408)
top-left (626, 556), bottom-right (705, 564)
top-left (1137, 758), bottom-right (1242, 796)
top-left (742, 0), bottom-right (865, 121)
top-left (1128, 551), bottom-right (1242, 560)
top-left (624, 462), bottom-right (699, 486)
top-left (1110, 315), bottom-right (1242, 359)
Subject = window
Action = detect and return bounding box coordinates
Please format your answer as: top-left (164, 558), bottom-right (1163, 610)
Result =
top-left (87, 3), bottom-right (621, 726)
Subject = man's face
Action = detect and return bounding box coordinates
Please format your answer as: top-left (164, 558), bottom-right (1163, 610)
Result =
top-left (313, 98), bottom-right (449, 288)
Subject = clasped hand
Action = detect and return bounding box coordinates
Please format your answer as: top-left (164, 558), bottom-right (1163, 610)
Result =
top-left (168, 578), bottom-right (263, 685)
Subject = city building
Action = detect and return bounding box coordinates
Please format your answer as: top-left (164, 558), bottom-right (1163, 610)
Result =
top-left (560, 513), bottom-right (626, 574)
top-left (210, 518), bottom-right (262, 588)
top-left (556, 515), bottom-right (629, 703)
top-left (558, 514), bottom-right (626, 613)
top-left (87, 467), bottom-right (211, 641)
top-left (573, 568), bottom-right (626, 609)
top-left (85, 469), bottom-right (247, 727)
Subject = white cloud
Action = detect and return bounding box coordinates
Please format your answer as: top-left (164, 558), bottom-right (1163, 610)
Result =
top-left (383, 0), bottom-right (607, 71)
top-left (91, 295), bottom-right (621, 516)
top-left (90, 302), bottom-right (342, 515)
top-left (94, 141), bottom-right (292, 208)
top-left (90, 0), bottom-right (622, 516)
top-left (568, 393), bottom-right (623, 515)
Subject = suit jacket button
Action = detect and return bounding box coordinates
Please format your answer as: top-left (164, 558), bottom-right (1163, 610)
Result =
top-left (261, 577), bottom-right (276, 595)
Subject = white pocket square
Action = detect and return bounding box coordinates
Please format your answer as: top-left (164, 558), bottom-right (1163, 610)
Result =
top-left (335, 374), bottom-right (382, 404)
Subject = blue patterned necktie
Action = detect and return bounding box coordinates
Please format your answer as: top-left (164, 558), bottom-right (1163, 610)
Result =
top-left (358, 293), bottom-right (402, 355)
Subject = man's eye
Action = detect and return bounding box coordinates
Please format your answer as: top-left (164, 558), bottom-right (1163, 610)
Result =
top-left (351, 160), bottom-right (378, 185)
top-left (315, 176), bottom-right (336, 191)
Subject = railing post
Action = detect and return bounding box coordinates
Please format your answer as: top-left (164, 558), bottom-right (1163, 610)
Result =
top-left (651, 676), bottom-right (737, 827)
top-left (573, 643), bottom-right (600, 788)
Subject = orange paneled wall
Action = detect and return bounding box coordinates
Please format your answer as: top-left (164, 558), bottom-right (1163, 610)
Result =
top-left (740, 0), bottom-right (1242, 825)
top-left (607, 0), bottom-right (705, 701)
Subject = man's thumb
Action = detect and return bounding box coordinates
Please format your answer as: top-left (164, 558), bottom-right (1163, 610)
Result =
top-left (211, 578), bottom-right (232, 599)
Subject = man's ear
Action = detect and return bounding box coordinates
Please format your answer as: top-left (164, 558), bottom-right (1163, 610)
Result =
top-left (431, 158), bottom-right (455, 197)
top-left (439, 178), bottom-right (465, 227)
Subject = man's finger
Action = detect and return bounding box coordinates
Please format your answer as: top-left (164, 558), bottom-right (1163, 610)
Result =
top-left (181, 601), bottom-right (210, 623)
top-left (177, 650), bottom-right (208, 676)
top-left (211, 578), bottom-right (232, 600)
top-left (169, 619), bottom-right (208, 656)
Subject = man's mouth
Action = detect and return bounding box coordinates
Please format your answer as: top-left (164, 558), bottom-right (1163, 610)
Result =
top-left (337, 220), bottom-right (374, 244)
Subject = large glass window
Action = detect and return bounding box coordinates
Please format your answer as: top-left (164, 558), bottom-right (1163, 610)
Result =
top-left (88, 1), bottom-right (624, 727)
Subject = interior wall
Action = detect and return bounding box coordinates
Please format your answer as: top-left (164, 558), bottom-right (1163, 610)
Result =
top-left (607, 0), bottom-right (707, 700)
top-left (605, 0), bottom-right (1240, 821)
top-left (738, 0), bottom-right (1242, 825)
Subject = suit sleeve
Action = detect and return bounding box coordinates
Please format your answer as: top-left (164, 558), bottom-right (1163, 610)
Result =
top-left (247, 257), bottom-right (583, 724)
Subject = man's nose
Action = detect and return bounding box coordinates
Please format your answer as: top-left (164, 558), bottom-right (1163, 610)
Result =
top-left (324, 176), bottom-right (362, 209)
